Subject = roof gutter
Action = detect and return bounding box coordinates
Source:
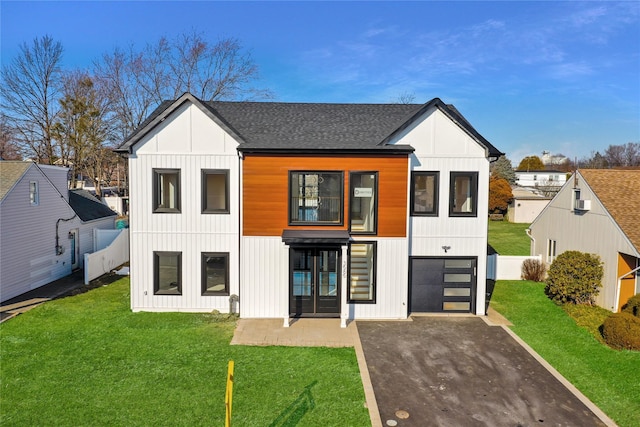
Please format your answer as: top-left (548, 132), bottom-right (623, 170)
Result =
top-left (237, 146), bottom-right (415, 155)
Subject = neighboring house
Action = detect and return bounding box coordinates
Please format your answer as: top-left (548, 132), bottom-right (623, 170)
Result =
top-left (116, 93), bottom-right (502, 324)
top-left (515, 170), bottom-right (567, 188)
top-left (0, 161), bottom-right (117, 302)
top-left (507, 187), bottom-right (552, 223)
top-left (529, 169), bottom-right (640, 312)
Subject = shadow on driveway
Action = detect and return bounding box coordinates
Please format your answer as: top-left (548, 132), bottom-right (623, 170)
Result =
top-left (358, 317), bottom-right (608, 427)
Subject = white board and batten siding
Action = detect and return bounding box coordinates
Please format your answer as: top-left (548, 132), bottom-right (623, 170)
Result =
top-left (530, 177), bottom-right (638, 311)
top-left (391, 106), bottom-right (492, 315)
top-left (0, 165), bottom-right (80, 302)
top-left (129, 101), bottom-right (241, 312)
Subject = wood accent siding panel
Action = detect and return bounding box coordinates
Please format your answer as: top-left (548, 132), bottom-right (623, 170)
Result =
top-left (242, 155), bottom-right (408, 237)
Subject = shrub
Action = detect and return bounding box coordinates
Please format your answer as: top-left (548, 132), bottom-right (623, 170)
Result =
top-left (602, 312), bottom-right (640, 351)
top-left (521, 258), bottom-right (546, 282)
top-left (544, 251), bottom-right (603, 305)
top-left (621, 293), bottom-right (640, 317)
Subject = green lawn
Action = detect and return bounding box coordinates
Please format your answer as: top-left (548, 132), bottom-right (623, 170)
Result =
top-left (487, 220), bottom-right (531, 255)
top-left (491, 280), bottom-right (640, 427)
top-left (0, 278), bottom-right (370, 426)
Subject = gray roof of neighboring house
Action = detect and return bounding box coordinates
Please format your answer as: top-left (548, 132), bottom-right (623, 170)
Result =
top-left (69, 189), bottom-right (117, 222)
top-left (116, 93), bottom-right (502, 157)
top-left (0, 161), bottom-right (33, 202)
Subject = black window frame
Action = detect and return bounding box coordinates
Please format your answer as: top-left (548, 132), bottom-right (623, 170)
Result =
top-left (449, 172), bottom-right (478, 217)
top-left (349, 171), bottom-right (378, 234)
top-left (288, 170), bottom-right (344, 225)
top-left (153, 251), bottom-right (182, 295)
top-left (410, 171), bottom-right (439, 216)
top-left (201, 169), bottom-right (230, 214)
top-left (152, 168), bottom-right (181, 213)
top-left (201, 252), bottom-right (230, 296)
top-left (347, 241), bottom-right (377, 304)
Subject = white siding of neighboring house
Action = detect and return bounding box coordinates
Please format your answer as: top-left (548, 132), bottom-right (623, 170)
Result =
top-left (0, 165), bottom-right (82, 302)
top-left (529, 174), bottom-right (638, 311)
top-left (391, 107), bottom-right (491, 315)
top-left (508, 198), bottom-right (551, 223)
top-left (516, 171), bottom-right (566, 188)
top-left (128, 101), bottom-right (241, 312)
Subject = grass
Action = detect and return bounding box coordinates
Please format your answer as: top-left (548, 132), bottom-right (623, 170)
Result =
top-left (0, 278), bottom-right (370, 426)
top-left (487, 220), bottom-right (531, 255)
top-left (491, 280), bottom-right (640, 427)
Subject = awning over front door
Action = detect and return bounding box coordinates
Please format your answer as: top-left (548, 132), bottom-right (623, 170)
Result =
top-left (281, 229), bottom-right (350, 245)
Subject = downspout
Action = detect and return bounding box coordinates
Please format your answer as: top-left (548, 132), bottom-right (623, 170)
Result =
top-left (615, 265), bottom-right (640, 312)
top-left (525, 228), bottom-right (535, 256)
top-left (236, 149), bottom-right (243, 317)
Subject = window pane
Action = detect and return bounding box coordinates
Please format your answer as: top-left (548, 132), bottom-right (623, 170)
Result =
top-left (412, 173), bottom-right (437, 215)
top-left (350, 173), bottom-right (376, 233)
top-left (349, 243), bottom-right (375, 302)
top-left (443, 301), bottom-right (470, 311)
top-left (444, 259), bottom-right (473, 269)
top-left (444, 273), bottom-right (472, 283)
top-left (450, 172), bottom-right (477, 216)
top-left (155, 252), bottom-right (181, 295)
top-left (443, 288), bottom-right (471, 297)
top-left (203, 171), bottom-right (228, 213)
top-left (290, 172), bottom-right (342, 223)
top-left (202, 253), bottom-right (229, 295)
top-left (154, 169), bottom-right (180, 213)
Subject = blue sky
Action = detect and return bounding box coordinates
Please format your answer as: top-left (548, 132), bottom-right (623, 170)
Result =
top-left (2, 1), bottom-right (639, 163)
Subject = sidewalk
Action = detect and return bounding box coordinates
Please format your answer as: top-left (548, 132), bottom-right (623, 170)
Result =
top-left (0, 270), bottom-right (86, 323)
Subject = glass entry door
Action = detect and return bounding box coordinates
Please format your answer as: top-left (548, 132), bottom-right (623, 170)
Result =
top-left (290, 248), bottom-right (340, 316)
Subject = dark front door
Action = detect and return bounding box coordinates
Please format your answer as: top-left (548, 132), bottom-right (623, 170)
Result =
top-left (290, 248), bottom-right (340, 316)
top-left (410, 257), bottom-right (476, 313)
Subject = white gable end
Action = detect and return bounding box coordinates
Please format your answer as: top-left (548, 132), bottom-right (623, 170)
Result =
top-left (392, 108), bottom-right (487, 158)
top-left (134, 102), bottom-right (239, 155)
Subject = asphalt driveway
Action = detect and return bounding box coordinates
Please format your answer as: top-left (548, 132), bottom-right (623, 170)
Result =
top-left (357, 317), bottom-right (608, 427)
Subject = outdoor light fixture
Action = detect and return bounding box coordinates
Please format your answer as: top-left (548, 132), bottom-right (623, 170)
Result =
top-left (442, 245), bottom-right (451, 253)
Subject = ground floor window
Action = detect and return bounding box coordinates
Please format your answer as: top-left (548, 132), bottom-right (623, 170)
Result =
top-left (348, 242), bottom-right (376, 303)
top-left (546, 239), bottom-right (557, 263)
top-left (154, 251), bottom-right (181, 295)
top-left (202, 252), bottom-right (229, 295)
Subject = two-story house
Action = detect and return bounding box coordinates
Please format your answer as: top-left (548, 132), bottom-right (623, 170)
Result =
top-left (116, 93), bottom-right (501, 325)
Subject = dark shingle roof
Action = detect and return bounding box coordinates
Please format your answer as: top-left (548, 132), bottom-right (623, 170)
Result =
top-left (116, 92), bottom-right (502, 157)
top-left (69, 189), bottom-right (117, 222)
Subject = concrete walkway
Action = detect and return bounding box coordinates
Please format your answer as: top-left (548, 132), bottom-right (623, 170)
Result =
top-left (0, 270), bottom-right (87, 323)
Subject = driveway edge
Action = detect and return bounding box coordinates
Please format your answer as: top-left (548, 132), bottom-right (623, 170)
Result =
top-left (500, 325), bottom-right (618, 427)
top-left (353, 321), bottom-right (383, 427)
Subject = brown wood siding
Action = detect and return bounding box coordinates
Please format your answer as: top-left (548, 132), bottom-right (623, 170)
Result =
top-left (243, 155), bottom-right (408, 237)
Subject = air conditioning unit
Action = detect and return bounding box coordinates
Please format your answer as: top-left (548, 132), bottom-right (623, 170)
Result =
top-left (576, 199), bottom-right (591, 211)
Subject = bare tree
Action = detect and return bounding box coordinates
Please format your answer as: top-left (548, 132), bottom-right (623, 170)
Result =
top-left (52, 72), bottom-right (113, 191)
top-left (393, 91), bottom-right (417, 104)
top-left (93, 31), bottom-right (272, 140)
top-left (0, 113), bottom-right (23, 160)
top-left (0, 36), bottom-right (63, 163)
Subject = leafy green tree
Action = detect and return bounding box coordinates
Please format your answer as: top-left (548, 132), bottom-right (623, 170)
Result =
top-left (490, 155), bottom-right (516, 184)
top-left (516, 155), bottom-right (545, 171)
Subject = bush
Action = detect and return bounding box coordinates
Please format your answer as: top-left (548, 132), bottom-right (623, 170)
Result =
top-left (521, 258), bottom-right (546, 282)
top-left (544, 251), bottom-right (603, 305)
top-left (602, 312), bottom-right (640, 351)
top-left (621, 293), bottom-right (640, 317)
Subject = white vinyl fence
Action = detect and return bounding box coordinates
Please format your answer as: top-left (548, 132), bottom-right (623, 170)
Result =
top-left (84, 229), bottom-right (129, 284)
top-left (487, 254), bottom-right (542, 280)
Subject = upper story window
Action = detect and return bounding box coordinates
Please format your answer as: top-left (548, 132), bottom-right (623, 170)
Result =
top-left (153, 169), bottom-right (181, 213)
top-left (350, 172), bottom-right (377, 233)
top-left (289, 171), bottom-right (343, 225)
top-left (202, 170), bottom-right (229, 214)
top-left (411, 171), bottom-right (439, 216)
top-left (449, 172), bottom-right (478, 217)
top-left (29, 181), bottom-right (39, 205)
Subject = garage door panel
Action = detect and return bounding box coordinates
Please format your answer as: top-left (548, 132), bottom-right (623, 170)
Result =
top-left (410, 257), bottom-right (476, 313)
